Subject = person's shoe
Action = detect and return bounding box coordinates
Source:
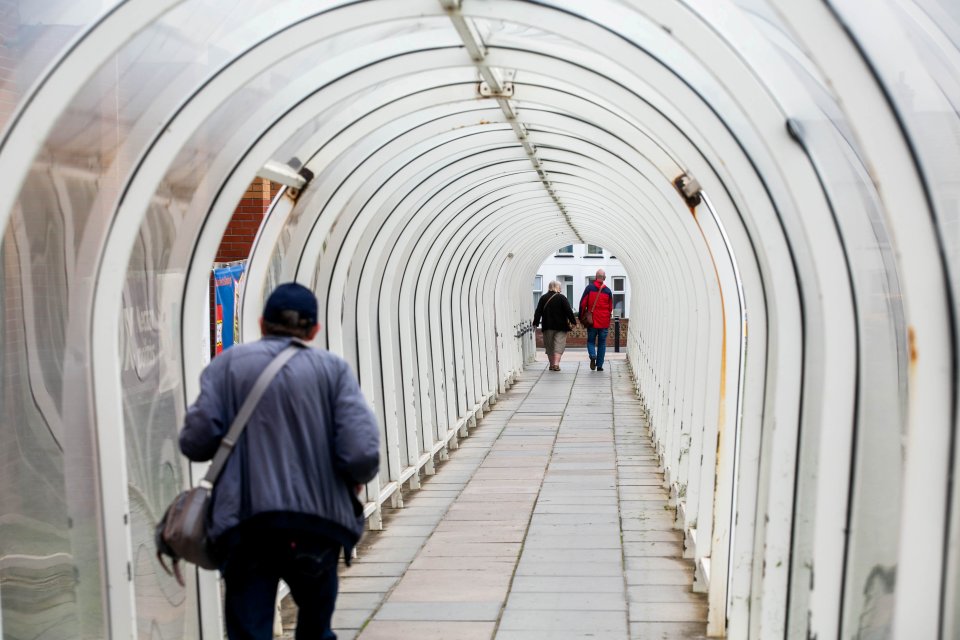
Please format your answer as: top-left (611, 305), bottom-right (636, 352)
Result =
top-left (596, 366), bottom-right (604, 371)
top-left (589, 357), bottom-right (596, 370)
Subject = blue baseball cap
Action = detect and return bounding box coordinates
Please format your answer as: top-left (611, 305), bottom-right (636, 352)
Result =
top-left (262, 282), bottom-right (318, 326)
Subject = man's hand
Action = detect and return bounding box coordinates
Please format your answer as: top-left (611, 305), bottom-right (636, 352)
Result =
top-left (355, 484), bottom-right (364, 496)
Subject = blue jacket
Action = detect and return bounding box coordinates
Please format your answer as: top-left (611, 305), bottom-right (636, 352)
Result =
top-left (179, 336), bottom-right (380, 550)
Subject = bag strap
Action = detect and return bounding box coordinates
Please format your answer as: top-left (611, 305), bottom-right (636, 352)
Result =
top-left (201, 339), bottom-right (308, 486)
top-left (544, 292), bottom-right (560, 309)
top-left (590, 284), bottom-right (604, 312)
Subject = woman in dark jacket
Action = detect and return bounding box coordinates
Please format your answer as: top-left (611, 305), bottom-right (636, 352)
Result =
top-left (533, 280), bottom-right (578, 371)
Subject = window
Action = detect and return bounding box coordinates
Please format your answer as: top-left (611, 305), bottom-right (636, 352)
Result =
top-left (559, 275), bottom-right (574, 303)
top-left (586, 244), bottom-right (603, 256)
top-left (613, 277), bottom-right (626, 317)
top-left (556, 245), bottom-right (573, 256)
top-left (532, 275), bottom-right (543, 311)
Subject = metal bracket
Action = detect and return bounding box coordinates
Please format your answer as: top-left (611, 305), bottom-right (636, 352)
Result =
top-left (673, 172), bottom-right (702, 208)
top-left (479, 81), bottom-right (514, 98)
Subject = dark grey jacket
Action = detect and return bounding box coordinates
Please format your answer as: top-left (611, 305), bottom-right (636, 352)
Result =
top-left (179, 336), bottom-right (380, 548)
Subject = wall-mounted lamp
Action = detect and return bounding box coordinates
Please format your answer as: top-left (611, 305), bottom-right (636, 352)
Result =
top-left (258, 158), bottom-right (314, 201)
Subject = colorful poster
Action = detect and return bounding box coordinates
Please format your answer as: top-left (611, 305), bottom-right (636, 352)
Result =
top-left (213, 262), bottom-right (246, 354)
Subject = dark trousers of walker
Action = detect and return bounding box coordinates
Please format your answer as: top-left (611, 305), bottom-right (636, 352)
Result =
top-left (219, 526), bottom-right (341, 640)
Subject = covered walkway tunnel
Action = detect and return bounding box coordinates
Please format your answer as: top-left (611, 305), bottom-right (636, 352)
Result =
top-left (2, 1), bottom-right (959, 638)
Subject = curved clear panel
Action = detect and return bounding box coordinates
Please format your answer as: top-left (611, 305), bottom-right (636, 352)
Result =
top-left (753, 25), bottom-right (909, 640)
top-left (830, 0), bottom-right (960, 635)
top-left (121, 197), bottom-right (197, 638)
top-left (809, 127), bottom-right (907, 640)
top-left (860, 0), bottom-right (960, 338)
top-left (0, 1), bottom-right (114, 131)
top-left (0, 169), bottom-right (106, 638)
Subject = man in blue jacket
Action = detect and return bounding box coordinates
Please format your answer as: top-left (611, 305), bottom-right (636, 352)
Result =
top-left (180, 282), bottom-right (380, 640)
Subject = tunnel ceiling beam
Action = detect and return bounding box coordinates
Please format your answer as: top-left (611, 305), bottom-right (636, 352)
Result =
top-left (440, 0), bottom-right (583, 243)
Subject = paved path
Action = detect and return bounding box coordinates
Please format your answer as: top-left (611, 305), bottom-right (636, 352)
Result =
top-left (282, 358), bottom-right (707, 639)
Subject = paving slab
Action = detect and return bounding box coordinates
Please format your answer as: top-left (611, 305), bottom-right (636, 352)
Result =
top-left (628, 585), bottom-right (704, 602)
top-left (532, 504), bottom-right (620, 514)
top-left (515, 559), bottom-right (625, 577)
top-left (331, 608), bottom-right (372, 629)
top-left (518, 548), bottom-right (623, 563)
top-left (335, 592), bottom-right (385, 609)
top-left (341, 562), bottom-right (410, 577)
top-left (406, 556), bottom-right (517, 572)
top-left (375, 601), bottom-right (502, 621)
top-left (622, 530), bottom-right (684, 543)
top-left (360, 620), bottom-right (496, 639)
top-left (429, 530), bottom-right (527, 544)
top-left (387, 569), bottom-right (513, 602)
top-left (622, 541), bottom-right (685, 557)
top-left (629, 621), bottom-right (710, 639)
top-left (630, 601), bottom-right (710, 623)
top-left (502, 592), bottom-right (628, 611)
top-left (337, 576), bottom-right (398, 593)
top-left (509, 575), bottom-right (626, 594)
top-left (418, 542), bottom-right (523, 557)
top-left (498, 609), bottom-right (629, 632)
top-left (495, 632), bottom-right (627, 640)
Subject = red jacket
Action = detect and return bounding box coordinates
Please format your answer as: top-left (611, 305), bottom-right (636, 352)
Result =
top-left (579, 280), bottom-right (614, 329)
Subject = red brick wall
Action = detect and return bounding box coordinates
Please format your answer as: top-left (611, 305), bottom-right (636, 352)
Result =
top-left (536, 318), bottom-right (629, 348)
top-left (214, 178), bottom-right (281, 262)
top-left (209, 178), bottom-right (282, 355)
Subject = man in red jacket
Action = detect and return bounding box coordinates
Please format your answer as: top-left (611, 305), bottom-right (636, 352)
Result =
top-left (579, 269), bottom-right (615, 371)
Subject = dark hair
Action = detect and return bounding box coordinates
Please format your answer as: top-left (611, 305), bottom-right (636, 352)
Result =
top-left (261, 309), bottom-right (315, 339)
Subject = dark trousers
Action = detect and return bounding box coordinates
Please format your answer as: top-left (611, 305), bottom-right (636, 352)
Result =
top-left (220, 529), bottom-right (341, 640)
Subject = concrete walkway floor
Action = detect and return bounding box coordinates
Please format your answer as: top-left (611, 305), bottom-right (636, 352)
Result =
top-left (281, 358), bottom-right (707, 639)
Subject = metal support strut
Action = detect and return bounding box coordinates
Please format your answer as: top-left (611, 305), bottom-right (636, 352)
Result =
top-left (439, 0), bottom-right (584, 243)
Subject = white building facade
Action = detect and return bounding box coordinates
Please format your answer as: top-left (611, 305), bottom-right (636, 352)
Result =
top-left (533, 244), bottom-right (630, 316)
